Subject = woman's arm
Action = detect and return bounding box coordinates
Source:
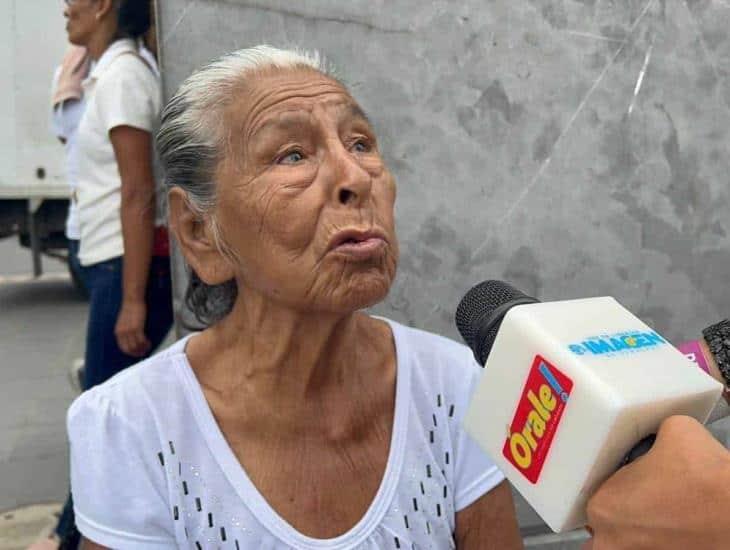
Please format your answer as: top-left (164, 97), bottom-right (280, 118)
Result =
top-left (109, 125), bottom-right (155, 357)
top-left (81, 537), bottom-right (108, 550)
top-left (454, 480), bottom-right (524, 549)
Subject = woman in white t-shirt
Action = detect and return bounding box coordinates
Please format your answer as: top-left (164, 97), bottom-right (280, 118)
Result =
top-left (39, 2), bottom-right (173, 550)
top-left (68, 47), bottom-right (522, 549)
top-left (65, 0), bottom-right (173, 391)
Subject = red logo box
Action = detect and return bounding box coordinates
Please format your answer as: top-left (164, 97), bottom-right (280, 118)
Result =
top-left (502, 355), bottom-right (573, 483)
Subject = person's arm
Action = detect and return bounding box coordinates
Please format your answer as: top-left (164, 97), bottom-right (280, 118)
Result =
top-left (109, 125), bottom-right (155, 357)
top-left (454, 480), bottom-right (523, 549)
top-left (583, 415), bottom-right (730, 549)
top-left (81, 538), bottom-right (107, 550)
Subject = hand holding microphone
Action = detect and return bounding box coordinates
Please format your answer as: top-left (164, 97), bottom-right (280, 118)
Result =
top-left (582, 320), bottom-right (730, 549)
top-left (582, 415), bottom-right (730, 550)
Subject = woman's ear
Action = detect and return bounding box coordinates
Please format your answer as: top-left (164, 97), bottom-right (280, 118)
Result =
top-left (95, 0), bottom-right (116, 21)
top-left (168, 187), bottom-right (235, 285)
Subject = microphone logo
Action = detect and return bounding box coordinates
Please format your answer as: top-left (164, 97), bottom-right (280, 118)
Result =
top-left (568, 330), bottom-right (667, 357)
top-left (503, 356), bottom-right (573, 483)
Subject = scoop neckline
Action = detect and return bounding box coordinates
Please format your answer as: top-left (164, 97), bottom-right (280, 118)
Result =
top-left (174, 318), bottom-right (411, 549)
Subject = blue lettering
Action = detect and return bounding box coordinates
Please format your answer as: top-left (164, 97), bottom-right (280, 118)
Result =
top-left (632, 334), bottom-right (649, 348)
top-left (645, 331), bottom-right (666, 346)
top-left (569, 344), bottom-right (585, 355)
top-left (584, 339), bottom-right (614, 354)
top-left (570, 330), bottom-right (667, 357)
top-left (610, 337), bottom-right (629, 351)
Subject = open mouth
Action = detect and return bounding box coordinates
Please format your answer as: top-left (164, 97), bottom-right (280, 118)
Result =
top-left (341, 236), bottom-right (367, 245)
top-left (329, 229), bottom-right (387, 259)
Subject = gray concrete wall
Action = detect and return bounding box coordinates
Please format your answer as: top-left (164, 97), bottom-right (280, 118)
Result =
top-left (156, 0), bottom-right (730, 544)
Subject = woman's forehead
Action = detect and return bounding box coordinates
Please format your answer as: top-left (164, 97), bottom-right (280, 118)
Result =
top-left (230, 69), bottom-right (365, 134)
top-left (250, 101), bottom-right (371, 140)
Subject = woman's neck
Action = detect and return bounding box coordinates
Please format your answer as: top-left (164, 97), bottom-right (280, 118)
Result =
top-left (85, 27), bottom-right (119, 61)
top-left (189, 292), bottom-right (385, 406)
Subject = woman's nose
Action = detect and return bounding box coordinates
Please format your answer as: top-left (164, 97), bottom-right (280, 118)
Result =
top-left (330, 146), bottom-right (372, 207)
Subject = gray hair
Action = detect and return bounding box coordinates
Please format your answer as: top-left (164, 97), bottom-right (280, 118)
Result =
top-left (156, 45), bottom-right (333, 327)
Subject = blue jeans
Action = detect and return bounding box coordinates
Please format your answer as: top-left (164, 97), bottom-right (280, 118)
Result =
top-left (81, 255), bottom-right (174, 388)
top-left (56, 255), bottom-right (174, 544)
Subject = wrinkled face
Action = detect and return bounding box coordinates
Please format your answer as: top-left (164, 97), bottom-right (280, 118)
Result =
top-left (212, 68), bottom-right (399, 314)
top-left (63, 0), bottom-right (101, 46)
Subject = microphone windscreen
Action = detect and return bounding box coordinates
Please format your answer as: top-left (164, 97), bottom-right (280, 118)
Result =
top-left (455, 280), bottom-right (538, 365)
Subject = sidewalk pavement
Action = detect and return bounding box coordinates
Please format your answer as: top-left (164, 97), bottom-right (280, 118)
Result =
top-left (0, 238), bottom-right (177, 547)
top-left (0, 237), bottom-right (87, 548)
top-left (0, 504), bottom-right (61, 550)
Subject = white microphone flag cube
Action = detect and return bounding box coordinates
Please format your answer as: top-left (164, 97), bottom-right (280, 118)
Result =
top-left (463, 297), bottom-right (723, 532)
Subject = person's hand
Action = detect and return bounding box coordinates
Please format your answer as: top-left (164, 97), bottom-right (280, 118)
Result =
top-left (115, 299), bottom-right (151, 357)
top-left (581, 415), bottom-right (730, 550)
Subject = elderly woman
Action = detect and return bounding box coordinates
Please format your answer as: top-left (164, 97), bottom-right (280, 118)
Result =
top-left (68, 46), bottom-right (522, 549)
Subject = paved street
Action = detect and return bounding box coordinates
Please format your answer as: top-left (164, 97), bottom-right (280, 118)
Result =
top-left (0, 238), bottom-right (86, 548)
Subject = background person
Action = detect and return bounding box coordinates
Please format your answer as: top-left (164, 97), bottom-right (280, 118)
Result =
top-left (30, 1), bottom-right (173, 549)
top-left (69, 0), bottom-right (172, 387)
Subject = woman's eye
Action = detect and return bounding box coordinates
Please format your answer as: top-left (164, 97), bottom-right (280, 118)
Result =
top-left (352, 140), bottom-right (370, 153)
top-left (278, 150), bottom-right (304, 164)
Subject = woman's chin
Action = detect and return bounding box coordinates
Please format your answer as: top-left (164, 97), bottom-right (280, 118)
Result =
top-left (67, 32), bottom-right (84, 46)
top-left (327, 276), bottom-right (394, 314)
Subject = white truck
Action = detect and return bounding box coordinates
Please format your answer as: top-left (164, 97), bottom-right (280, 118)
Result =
top-left (0, 0), bottom-right (78, 287)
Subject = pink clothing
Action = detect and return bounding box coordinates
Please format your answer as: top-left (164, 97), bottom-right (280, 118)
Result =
top-left (52, 45), bottom-right (90, 107)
